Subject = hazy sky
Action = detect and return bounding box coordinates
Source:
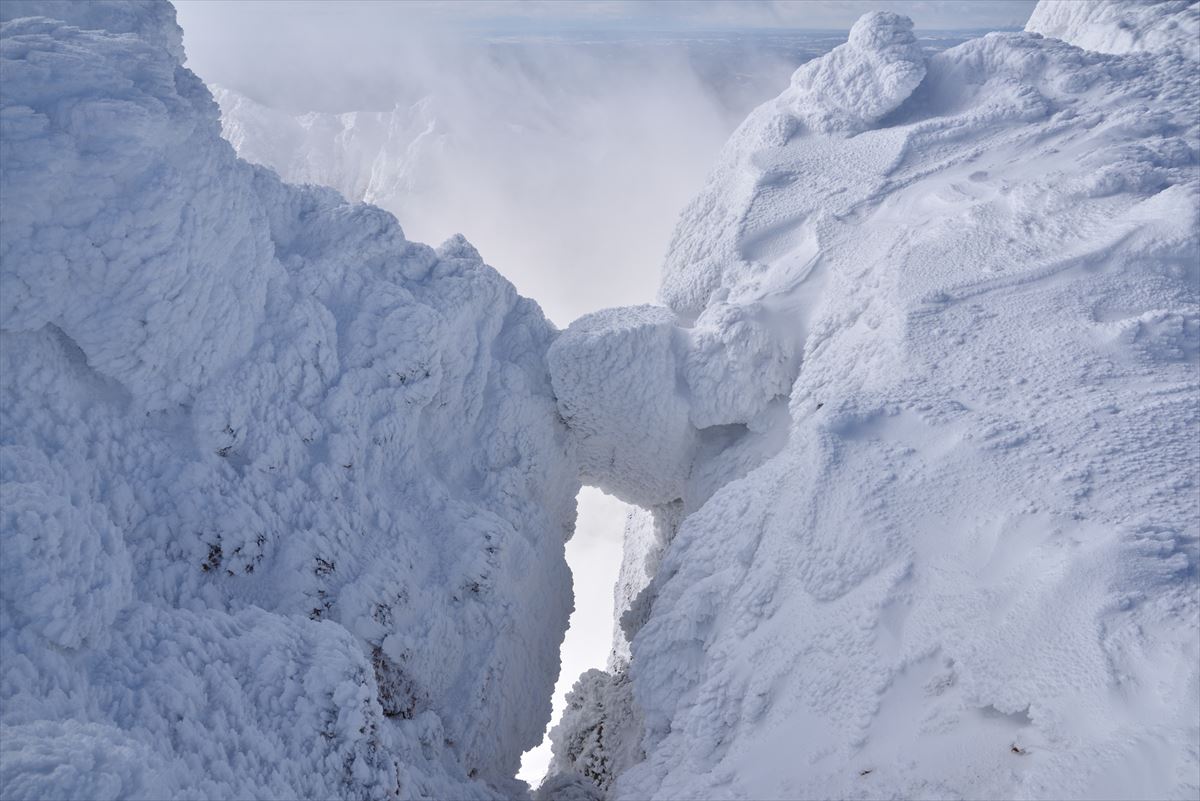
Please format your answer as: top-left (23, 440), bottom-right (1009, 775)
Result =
top-left (178, 0), bottom-right (1037, 34)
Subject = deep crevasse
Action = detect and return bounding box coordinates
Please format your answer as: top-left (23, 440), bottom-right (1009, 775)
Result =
top-left (1, 2), bottom-right (1198, 801)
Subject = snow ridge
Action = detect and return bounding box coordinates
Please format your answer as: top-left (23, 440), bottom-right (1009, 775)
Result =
top-left (2, 1), bottom-right (1198, 799)
top-left (545, 3), bottom-right (1200, 800)
top-left (0, 3), bottom-right (578, 799)
top-left (1026, 0), bottom-right (1200, 59)
top-left (212, 86), bottom-right (443, 220)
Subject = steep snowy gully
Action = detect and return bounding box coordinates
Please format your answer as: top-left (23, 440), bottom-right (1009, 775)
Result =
top-left (1, 2), bottom-right (1197, 801)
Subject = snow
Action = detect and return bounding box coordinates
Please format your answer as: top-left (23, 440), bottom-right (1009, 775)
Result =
top-left (1026, 0), bottom-right (1200, 59)
top-left (200, 40), bottom-right (767, 328)
top-left (784, 11), bottom-right (927, 136)
top-left (543, 3), bottom-right (1200, 799)
top-left (3, 0), bottom-right (1199, 799)
top-left (548, 306), bottom-right (695, 508)
top-left (1, 2), bottom-right (578, 799)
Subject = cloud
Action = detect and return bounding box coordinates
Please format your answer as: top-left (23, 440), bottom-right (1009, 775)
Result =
top-left (175, 0), bottom-right (1037, 53)
top-left (174, 1), bottom-right (1029, 326)
top-left (178, 3), bottom-right (813, 324)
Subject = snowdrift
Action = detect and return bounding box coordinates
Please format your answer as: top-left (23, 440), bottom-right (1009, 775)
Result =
top-left (1026, 0), bottom-right (1199, 59)
top-left (0, 2), bottom-right (578, 799)
top-left (2, 1), bottom-right (1198, 800)
top-left (544, 7), bottom-right (1200, 801)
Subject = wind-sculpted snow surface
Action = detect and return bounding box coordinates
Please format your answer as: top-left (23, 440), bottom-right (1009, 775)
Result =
top-left (546, 3), bottom-right (1200, 799)
top-left (0, 3), bottom-right (578, 799)
top-left (785, 11), bottom-right (926, 136)
top-left (1027, 0), bottom-right (1200, 59)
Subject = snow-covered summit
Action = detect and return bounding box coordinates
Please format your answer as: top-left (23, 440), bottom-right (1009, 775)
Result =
top-left (784, 11), bottom-right (927, 135)
top-left (1, 0), bottom-right (1198, 799)
top-left (1026, 0), bottom-right (1200, 59)
top-left (544, 3), bottom-right (1200, 799)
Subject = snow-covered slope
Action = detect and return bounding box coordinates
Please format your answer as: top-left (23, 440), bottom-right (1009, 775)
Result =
top-left (544, 7), bottom-right (1200, 800)
top-left (0, 3), bottom-right (578, 799)
top-left (1026, 0), bottom-right (1199, 59)
top-left (3, 1), bottom-right (1198, 799)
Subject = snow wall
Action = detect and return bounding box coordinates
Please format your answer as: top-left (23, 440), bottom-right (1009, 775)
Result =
top-left (541, 6), bottom-right (1200, 801)
top-left (1, 1), bottom-right (1198, 801)
top-left (0, 2), bottom-right (580, 799)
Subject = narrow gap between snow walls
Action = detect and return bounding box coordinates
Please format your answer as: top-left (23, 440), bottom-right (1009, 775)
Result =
top-left (518, 487), bottom-right (629, 787)
top-left (529, 298), bottom-right (803, 798)
top-left (5, 2), bottom-right (1198, 800)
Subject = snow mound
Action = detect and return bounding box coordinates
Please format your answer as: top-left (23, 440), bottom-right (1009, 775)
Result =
top-left (785, 11), bottom-right (927, 135)
top-left (1027, 0), bottom-right (1200, 59)
top-left (546, 6), bottom-right (1200, 800)
top-left (1, 3), bottom-right (577, 799)
top-left (656, 14), bottom-right (923, 316)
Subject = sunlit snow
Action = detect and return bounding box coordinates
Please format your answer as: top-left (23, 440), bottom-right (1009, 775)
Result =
top-left (1, 1), bottom-right (1197, 800)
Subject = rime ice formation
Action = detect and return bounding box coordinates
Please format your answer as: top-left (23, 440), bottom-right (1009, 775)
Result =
top-left (1026, 0), bottom-right (1200, 59)
top-left (785, 11), bottom-right (927, 135)
top-left (547, 306), bottom-right (694, 508)
top-left (543, 2), bottom-right (1200, 800)
top-left (0, 2), bottom-right (578, 799)
top-left (2, 1), bottom-right (1199, 800)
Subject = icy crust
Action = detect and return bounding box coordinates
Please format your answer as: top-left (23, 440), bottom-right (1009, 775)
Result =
top-left (550, 11), bottom-right (1199, 801)
top-left (537, 668), bottom-right (641, 799)
top-left (0, 4), bottom-right (578, 800)
top-left (1027, 0), bottom-right (1200, 60)
top-left (685, 301), bottom-right (795, 429)
top-left (0, 13), bottom-right (270, 409)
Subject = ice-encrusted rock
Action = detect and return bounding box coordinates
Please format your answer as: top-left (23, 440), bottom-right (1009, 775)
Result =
top-left (212, 86), bottom-right (443, 215)
top-left (785, 11), bottom-right (927, 135)
top-left (0, 0), bottom-right (185, 59)
top-left (547, 298), bottom-right (796, 511)
top-left (0, 449), bottom-right (132, 651)
top-left (1026, 0), bottom-right (1200, 59)
top-left (5, 1), bottom-right (1199, 799)
top-left (548, 306), bottom-right (694, 508)
top-left (539, 668), bottom-right (642, 796)
top-left (0, 3), bottom-right (578, 799)
top-left (549, 6), bottom-right (1200, 801)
